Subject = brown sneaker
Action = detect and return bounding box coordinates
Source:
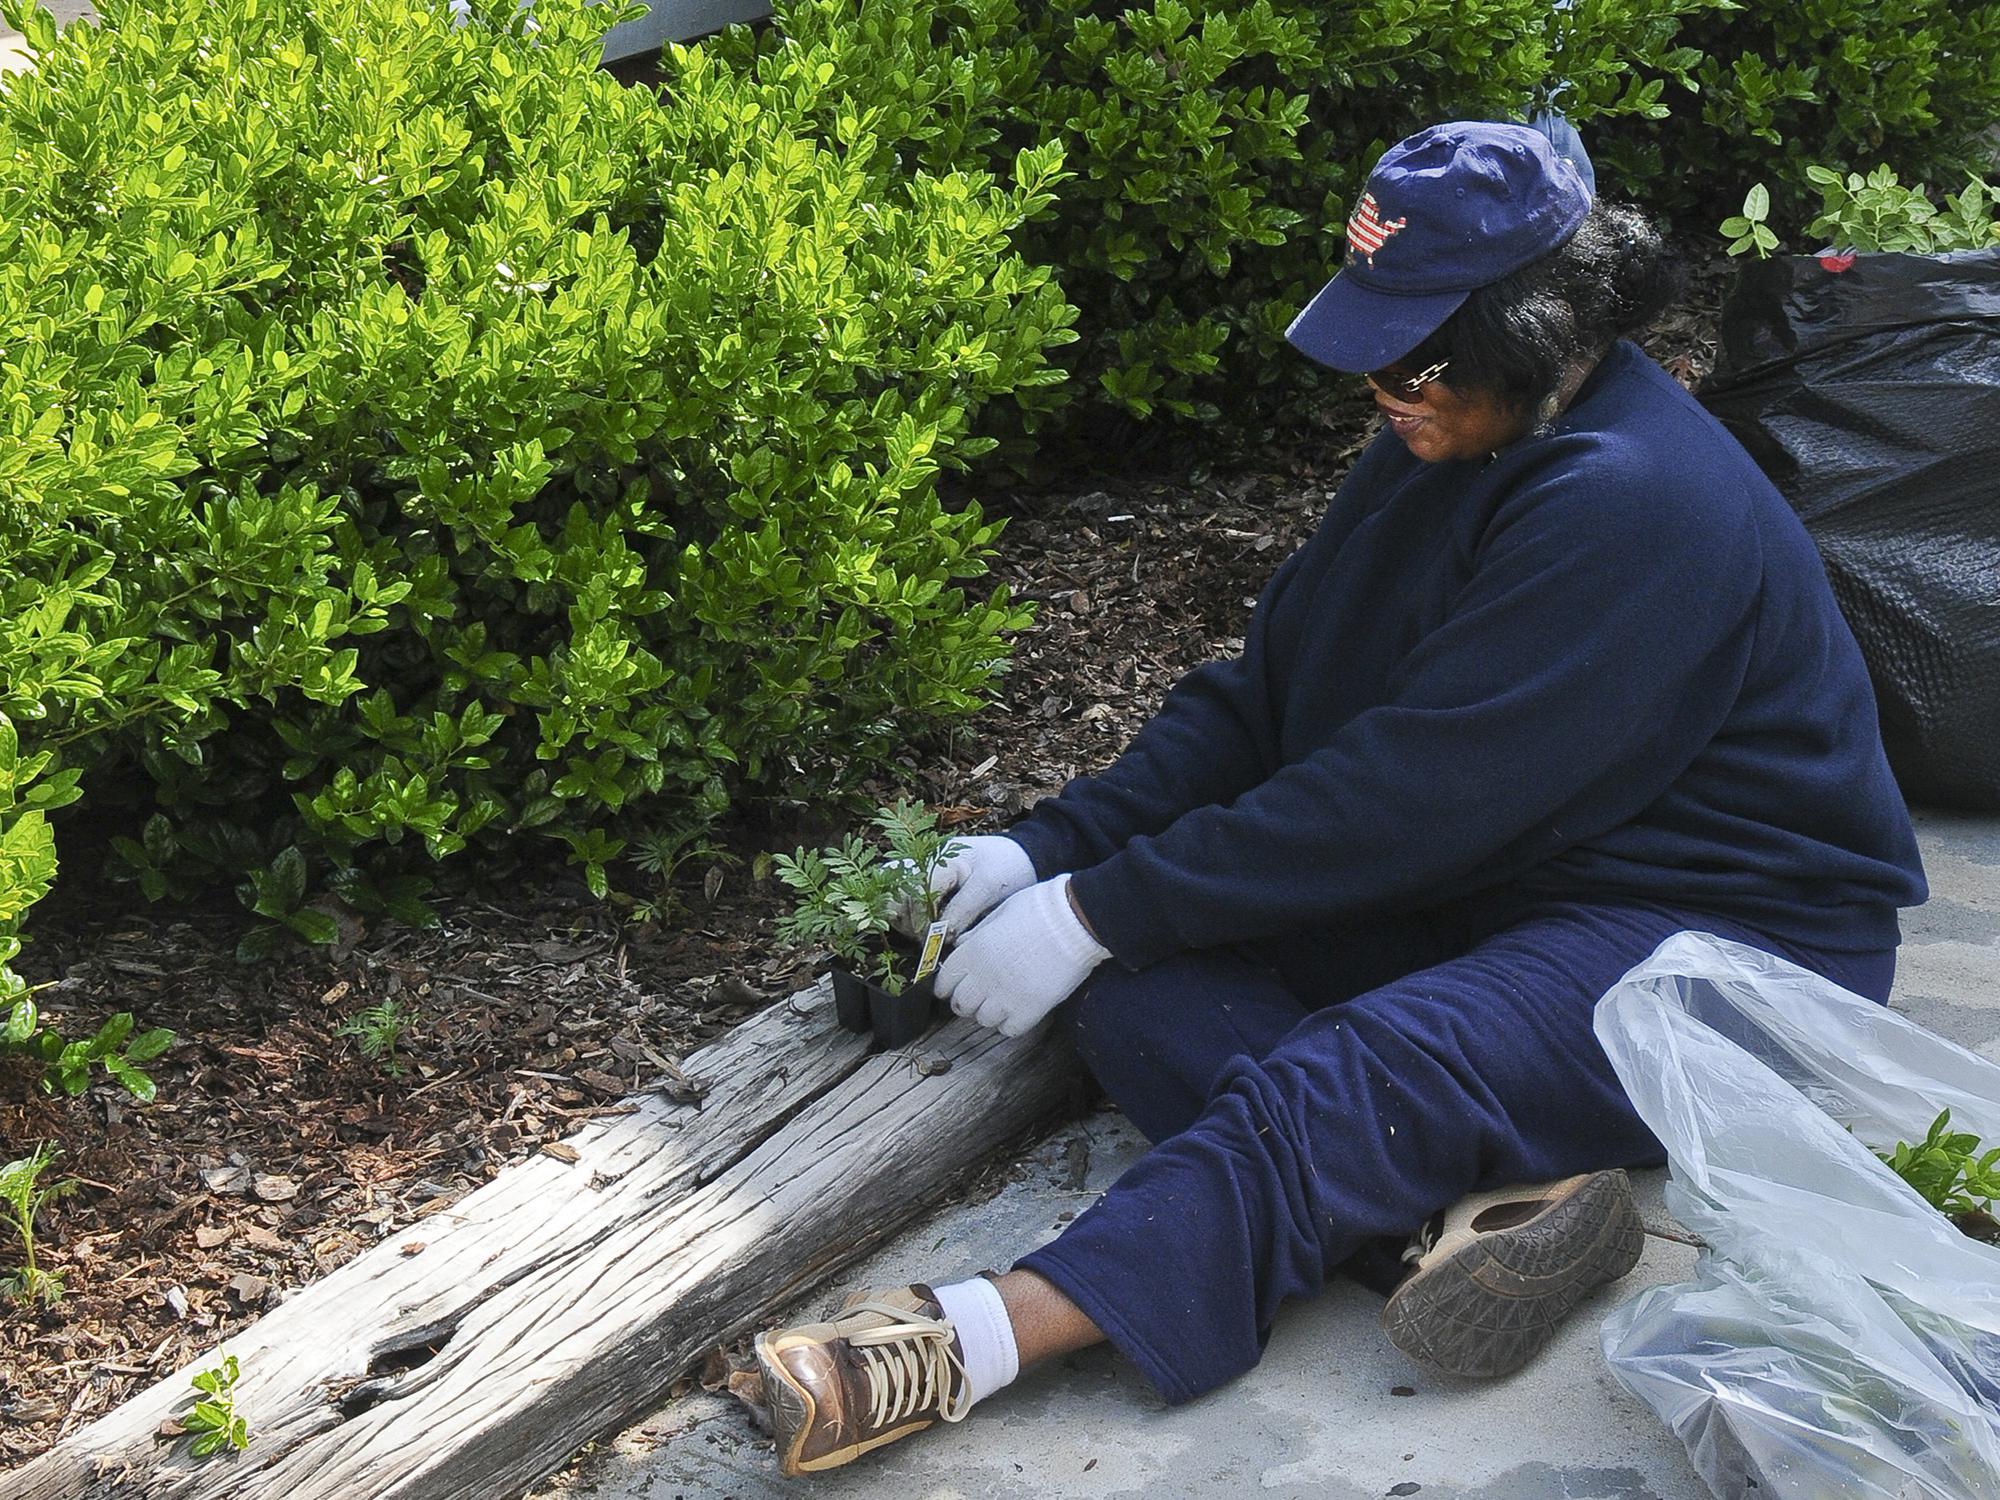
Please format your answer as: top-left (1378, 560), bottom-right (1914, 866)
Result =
top-left (1381, 1168), bottom-right (1645, 1379)
top-left (754, 1285), bottom-right (972, 1477)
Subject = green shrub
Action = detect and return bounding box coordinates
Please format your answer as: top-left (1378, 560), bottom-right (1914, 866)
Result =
top-left (0, 0), bottom-right (1071, 989)
top-left (714, 0), bottom-right (1716, 434)
top-left (1598, 0), bottom-right (2000, 224)
top-left (1798, 166), bottom-right (2000, 255)
top-left (1722, 165), bottom-right (2000, 258)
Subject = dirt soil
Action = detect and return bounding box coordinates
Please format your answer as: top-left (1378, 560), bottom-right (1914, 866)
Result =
top-left (0, 271), bottom-right (1727, 1468)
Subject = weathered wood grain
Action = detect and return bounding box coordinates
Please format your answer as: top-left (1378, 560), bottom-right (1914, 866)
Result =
top-left (6, 985), bottom-right (1080, 1500)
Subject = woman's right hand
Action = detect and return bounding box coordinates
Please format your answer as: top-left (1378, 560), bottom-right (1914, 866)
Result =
top-left (898, 835), bottom-right (1038, 940)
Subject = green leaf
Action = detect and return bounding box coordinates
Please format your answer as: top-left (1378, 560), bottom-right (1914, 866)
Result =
top-left (236, 926), bottom-right (286, 965)
top-left (124, 1028), bottom-right (175, 1063)
top-left (285, 909), bottom-right (340, 945)
top-left (142, 815), bottom-right (176, 865)
top-left (104, 1058), bottom-right (158, 1104)
top-left (271, 848), bottom-right (307, 912)
top-left (87, 1013), bottom-right (134, 1058)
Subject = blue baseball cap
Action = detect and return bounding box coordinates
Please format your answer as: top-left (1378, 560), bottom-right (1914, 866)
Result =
top-left (1286, 121), bottom-right (1593, 373)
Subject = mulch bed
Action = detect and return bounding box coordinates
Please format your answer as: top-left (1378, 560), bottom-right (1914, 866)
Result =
top-left (0, 268), bottom-right (1727, 1469)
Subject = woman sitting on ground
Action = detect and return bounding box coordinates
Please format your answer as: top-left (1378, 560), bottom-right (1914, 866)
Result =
top-left (752, 120), bottom-right (1927, 1478)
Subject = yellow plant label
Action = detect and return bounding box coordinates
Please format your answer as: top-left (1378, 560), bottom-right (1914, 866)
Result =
top-left (914, 920), bottom-right (948, 981)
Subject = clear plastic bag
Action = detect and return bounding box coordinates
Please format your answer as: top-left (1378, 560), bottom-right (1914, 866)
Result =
top-left (1593, 931), bottom-right (2000, 1500)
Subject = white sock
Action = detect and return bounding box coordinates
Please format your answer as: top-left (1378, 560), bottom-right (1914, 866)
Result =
top-left (933, 1276), bottom-right (1020, 1406)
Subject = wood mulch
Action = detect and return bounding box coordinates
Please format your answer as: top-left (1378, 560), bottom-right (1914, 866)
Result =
top-left (0, 264), bottom-right (1727, 1470)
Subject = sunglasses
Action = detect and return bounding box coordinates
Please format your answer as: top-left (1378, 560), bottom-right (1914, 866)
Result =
top-left (1366, 358), bottom-right (1451, 402)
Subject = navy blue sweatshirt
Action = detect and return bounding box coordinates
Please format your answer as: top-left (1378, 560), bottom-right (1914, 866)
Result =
top-left (1009, 341), bottom-right (1927, 969)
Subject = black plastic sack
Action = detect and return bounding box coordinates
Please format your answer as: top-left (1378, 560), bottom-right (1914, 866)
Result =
top-left (1699, 249), bottom-right (2000, 810)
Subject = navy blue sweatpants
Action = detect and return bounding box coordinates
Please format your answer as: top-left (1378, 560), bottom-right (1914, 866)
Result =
top-left (1013, 900), bottom-right (1896, 1404)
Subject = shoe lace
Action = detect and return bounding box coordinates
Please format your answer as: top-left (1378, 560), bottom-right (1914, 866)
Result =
top-left (844, 1301), bottom-right (974, 1430)
top-left (1402, 1211), bottom-right (1446, 1268)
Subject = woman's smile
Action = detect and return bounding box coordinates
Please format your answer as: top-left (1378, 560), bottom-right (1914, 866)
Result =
top-left (1371, 372), bottom-right (1544, 462)
top-left (1377, 401), bottom-right (1427, 438)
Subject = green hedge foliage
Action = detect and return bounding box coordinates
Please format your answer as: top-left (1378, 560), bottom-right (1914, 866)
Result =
top-left (1596, 0), bottom-right (2000, 223)
top-left (715, 0), bottom-right (1718, 433)
top-left (0, 0), bottom-right (1074, 983)
top-left (8, 0), bottom-right (1998, 995)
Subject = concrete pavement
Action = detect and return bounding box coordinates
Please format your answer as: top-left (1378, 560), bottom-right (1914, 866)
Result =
top-left (534, 807), bottom-right (1998, 1500)
top-left (2, 8), bottom-right (1990, 1488)
top-left (0, 0), bottom-right (90, 75)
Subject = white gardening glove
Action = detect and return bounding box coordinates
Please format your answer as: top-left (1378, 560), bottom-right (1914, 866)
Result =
top-left (932, 874), bottom-right (1111, 1038)
top-left (892, 834), bottom-right (1038, 940)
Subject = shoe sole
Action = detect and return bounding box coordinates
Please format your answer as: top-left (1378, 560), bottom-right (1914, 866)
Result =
top-left (1380, 1168), bottom-right (1645, 1380)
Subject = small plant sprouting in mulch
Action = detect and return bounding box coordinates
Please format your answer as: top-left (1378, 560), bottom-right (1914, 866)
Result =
top-left (1, 1141), bottom-right (79, 1307)
top-left (623, 819), bottom-right (738, 929)
top-left (4, 987), bottom-right (175, 1103)
top-left (335, 998), bottom-right (418, 1077)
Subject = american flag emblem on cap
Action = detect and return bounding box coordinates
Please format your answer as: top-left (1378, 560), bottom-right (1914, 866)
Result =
top-left (1346, 191), bottom-right (1407, 266)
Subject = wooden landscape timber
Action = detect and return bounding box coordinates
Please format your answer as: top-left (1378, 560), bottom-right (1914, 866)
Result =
top-left (8, 982), bottom-right (1082, 1500)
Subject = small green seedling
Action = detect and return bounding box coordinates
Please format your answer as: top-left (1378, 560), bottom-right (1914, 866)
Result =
top-left (336, 998), bottom-right (414, 1076)
top-left (1877, 1108), bottom-right (2000, 1221)
top-left (184, 1353), bottom-right (251, 1457)
top-left (625, 818), bottom-right (736, 926)
top-left (4, 990), bottom-right (175, 1102)
top-left (771, 801), bottom-right (965, 994)
top-left (1720, 182), bottom-right (1780, 258)
top-left (0, 1142), bottom-right (79, 1307)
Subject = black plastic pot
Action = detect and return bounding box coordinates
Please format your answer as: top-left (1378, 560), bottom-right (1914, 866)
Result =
top-left (828, 961), bottom-right (941, 1049)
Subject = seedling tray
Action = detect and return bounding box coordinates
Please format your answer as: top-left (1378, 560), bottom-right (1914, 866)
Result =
top-left (829, 965), bottom-right (941, 1049)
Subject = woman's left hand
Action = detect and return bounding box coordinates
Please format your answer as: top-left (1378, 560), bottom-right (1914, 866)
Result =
top-left (933, 875), bottom-right (1111, 1038)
